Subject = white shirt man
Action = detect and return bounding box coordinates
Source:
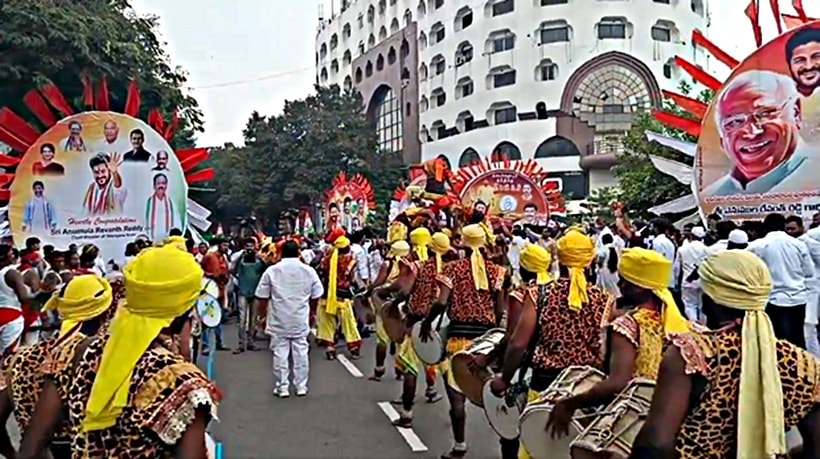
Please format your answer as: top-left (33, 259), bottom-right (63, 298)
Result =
top-left (651, 232), bottom-right (677, 289)
top-left (673, 227), bottom-right (709, 322)
top-left (255, 245), bottom-right (324, 398)
top-left (801, 227), bottom-right (820, 357)
top-left (350, 240), bottom-right (370, 287)
top-left (507, 234), bottom-right (527, 285)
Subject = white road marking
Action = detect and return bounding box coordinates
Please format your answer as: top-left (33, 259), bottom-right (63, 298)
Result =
top-left (336, 354), bottom-right (364, 378)
top-left (377, 402), bottom-right (429, 452)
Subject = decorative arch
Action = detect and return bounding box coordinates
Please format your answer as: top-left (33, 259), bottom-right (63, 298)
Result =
top-left (534, 136), bottom-right (581, 158)
top-left (558, 51), bottom-right (661, 113)
top-left (458, 148), bottom-right (480, 167)
top-left (492, 141), bottom-right (522, 161)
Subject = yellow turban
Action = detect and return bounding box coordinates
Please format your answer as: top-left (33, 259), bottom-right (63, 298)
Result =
top-left (556, 229), bottom-right (596, 310)
top-left (45, 275), bottom-right (112, 338)
top-left (160, 235), bottom-right (188, 251)
top-left (441, 228), bottom-right (452, 238)
top-left (618, 248), bottom-right (689, 334)
top-left (520, 244), bottom-right (551, 285)
top-left (699, 251), bottom-right (784, 457)
top-left (410, 227), bottom-right (431, 261)
top-left (388, 221), bottom-right (408, 243)
top-left (389, 240), bottom-right (410, 259)
top-left (431, 232), bottom-right (451, 273)
top-left (82, 244), bottom-right (202, 432)
top-left (326, 236), bottom-right (351, 315)
top-left (462, 224), bottom-right (488, 290)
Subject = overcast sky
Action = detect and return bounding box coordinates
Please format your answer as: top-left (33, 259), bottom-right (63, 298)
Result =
top-left (130, 0), bottom-right (820, 147)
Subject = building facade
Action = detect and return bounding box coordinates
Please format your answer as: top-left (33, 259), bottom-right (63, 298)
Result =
top-left (316, 0), bottom-right (711, 199)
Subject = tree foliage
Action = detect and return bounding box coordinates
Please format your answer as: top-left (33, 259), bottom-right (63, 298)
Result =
top-left (0, 0), bottom-right (202, 146)
top-left (613, 82), bottom-right (714, 217)
top-left (202, 85), bottom-right (403, 230)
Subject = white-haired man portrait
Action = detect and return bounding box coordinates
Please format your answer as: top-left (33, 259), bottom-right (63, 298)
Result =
top-left (704, 70), bottom-right (817, 197)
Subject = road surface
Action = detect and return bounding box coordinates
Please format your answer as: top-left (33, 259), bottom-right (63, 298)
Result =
top-left (210, 325), bottom-right (504, 458)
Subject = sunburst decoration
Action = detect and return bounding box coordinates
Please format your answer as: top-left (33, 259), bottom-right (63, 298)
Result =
top-left (391, 167), bottom-right (426, 202)
top-left (325, 171), bottom-right (376, 209)
top-left (449, 158), bottom-right (564, 214)
top-left (0, 76), bottom-right (215, 235)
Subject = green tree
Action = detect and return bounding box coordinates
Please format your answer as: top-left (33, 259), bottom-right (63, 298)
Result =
top-left (613, 82), bottom-right (713, 217)
top-left (208, 85), bottom-right (394, 228)
top-left (0, 0), bottom-right (202, 147)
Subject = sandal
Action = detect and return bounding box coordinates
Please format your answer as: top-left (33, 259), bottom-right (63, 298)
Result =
top-left (441, 448), bottom-right (468, 459)
top-left (392, 417), bottom-right (413, 428)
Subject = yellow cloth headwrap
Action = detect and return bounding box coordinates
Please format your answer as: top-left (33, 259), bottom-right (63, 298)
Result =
top-left (520, 243), bottom-right (551, 285)
top-left (82, 244), bottom-right (202, 432)
top-left (389, 240), bottom-right (410, 259)
top-left (388, 221), bottom-right (408, 243)
top-left (699, 251), bottom-right (785, 457)
top-left (618, 248), bottom-right (689, 334)
top-left (45, 274), bottom-right (112, 338)
top-left (431, 232), bottom-right (451, 273)
top-left (556, 229), bottom-right (596, 310)
top-left (410, 227), bottom-right (431, 261)
top-left (160, 235), bottom-right (188, 251)
top-left (462, 224), bottom-right (489, 290)
top-left (326, 236), bottom-right (351, 315)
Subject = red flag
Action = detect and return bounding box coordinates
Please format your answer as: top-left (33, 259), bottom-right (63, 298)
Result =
top-left (163, 110), bottom-right (179, 141)
top-left (123, 79), bottom-right (140, 117)
top-left (746, 0), bottom-right (763, 47)
top-left (96, 75), bottom-right (110, 112)
top-left (692, 30), bottom-right (740, 69)
top-left (80, 74), bottom-right (94, 108)
top-left (794, 0), bottom-right (809, 22)
top-left (770, 0), bottom-right (783, 35)
top-left (23, 90), bottom-right (58, 127)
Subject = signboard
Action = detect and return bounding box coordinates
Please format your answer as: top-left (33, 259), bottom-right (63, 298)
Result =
top-left (325, 172), bottom-right (375, 232)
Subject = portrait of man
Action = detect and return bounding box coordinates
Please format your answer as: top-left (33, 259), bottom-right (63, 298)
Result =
top-left (83, 153), bottom-right (127, 215)
top-left (123, 129), bottom-right (152, 162)
top-left (703, 70), bottom-right (816, 197)
top-left (519, 202), bottom-right (539, 225)
top-left (342, 197), bottom-right (352, 230)
top-left (152, 150), bottom-right (169, 171)
top-left (31, 143), bottom-right (65, 176)
top-left (327, 202), bottom-right (341, 230)
top-left (522, 183), bottom-right (533, 201)
top-left (61, 120), bottom-right (87, 152)
top-left (786, 27), bottom-right (820, 97)
top-left (473, 200), bottom-right (488, 214)
top-left (144, 173), bottom-right (177, 241)
top-left (94, 119), bottom-right (130, 154)
top-left (22, 181), bottom-right (57, 233)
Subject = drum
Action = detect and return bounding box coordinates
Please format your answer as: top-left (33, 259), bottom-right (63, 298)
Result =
top-left (197, 294), bottom-right (223, 328)
top-left (411, 312), bottom-right (450, 365)
top-left (570, 378), bottom-right (655, 458)
top-left (380, 298), bottom-right (407, 343)
top-left (519, 366), bottom-right (605, 459)
top-left (482, 368), bottom-right (531, 440)
top-left (450, 328), bottom-right (506, 407)
top-left (201, 278), bottom-right (220, 299)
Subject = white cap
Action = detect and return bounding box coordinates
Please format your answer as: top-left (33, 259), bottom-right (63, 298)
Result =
top-left (728, 229), bottom-right (749, 245)
top-left (691, 226), bottom-right (706, 238)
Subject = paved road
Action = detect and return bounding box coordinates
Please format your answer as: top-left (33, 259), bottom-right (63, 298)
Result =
top-left (209, 325), bottom-right (504, 458)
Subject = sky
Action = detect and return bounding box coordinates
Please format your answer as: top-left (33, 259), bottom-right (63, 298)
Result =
top-left (130, 0), bottom-right (820, 147)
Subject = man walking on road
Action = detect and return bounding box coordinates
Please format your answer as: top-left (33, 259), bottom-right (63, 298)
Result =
top-left (256, 241), bottom-right (323, 398)
top-left (233, 237), bottom-right (266, 354)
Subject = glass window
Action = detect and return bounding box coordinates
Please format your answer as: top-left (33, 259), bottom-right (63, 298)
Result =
top-left (495, 106), bottom-right (517, 124)
top-left (541, 0), bottom-right (568, 4)
top-left (493, 70), bottom-right (516, 88)
top-left (492, 0), bottom-right (514, 16)
top-left (541, 27), bottom-right (569, 44)
top-left (598, 21), bottom-right (626, 39)
top-left (493, 33), bottom-right (515, 52)
top-left (375, 88), bottom-right (404, 154)
top-left (651, 26), bottom-right (671, 42)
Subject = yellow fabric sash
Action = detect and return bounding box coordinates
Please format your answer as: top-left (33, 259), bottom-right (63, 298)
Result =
top-left (327, 248), bottom-right (341, 315)
top-left (556, 229), bottom-right (595, 310)
top-left (463, 224), bottom-right (488, 290)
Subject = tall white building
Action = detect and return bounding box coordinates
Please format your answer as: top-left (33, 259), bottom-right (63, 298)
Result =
top-left (316, 0), bottom-right (711, 199)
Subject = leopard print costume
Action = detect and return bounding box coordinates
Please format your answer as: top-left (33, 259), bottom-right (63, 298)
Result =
top-left (51, 332), bottom-right (220, 458)
top-left (671, 329), bottom-right (820, 458)
top-left (406, 258), bottom-right (443, 320)
top-left (609, 308), bottom-right (664, 380)
top-left (437, 257), bottom-right (505, 326)
top-left (530, 278), bottom-right (612, 372)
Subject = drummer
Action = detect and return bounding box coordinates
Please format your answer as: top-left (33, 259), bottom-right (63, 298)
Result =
top-left (388, 231), bottom-right (452, 427)
top-left (489, 228), bottom-right (613, 459)
top-left (631, 250), bottom-right (820, 458)
top-left (367, 240), bottom-right (411, 381)
top-left (315, 235), bottom-right (362, 360)
top-left (419, 224), bottom-right (507, 459)
top-left (0, 275), bottom-right (113, 459)
top-left (543, 248), bottom-right (691, 440)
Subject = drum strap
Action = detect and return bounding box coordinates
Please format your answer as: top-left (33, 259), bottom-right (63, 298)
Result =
top-left (516, 284), bottom-right (549, 386)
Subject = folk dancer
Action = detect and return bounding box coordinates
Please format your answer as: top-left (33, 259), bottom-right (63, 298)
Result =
top-left (368, 240), bottom-right (410, 381)
top-left (200, 238), bottom-right (231, 354)
top-left (632, 250), bottom-right (820, 458)
top-left (0, 275), bottom-right (115, 458)
top-left (419, 224), bottom-right (507, 459)
top-left (490, 230), bottom-right (613, 459)
top-left (316, 236), bottom-right (362, 360)
top-left (389, 232), bottom-right (453, 427)
top-left (410, 227), bottom-right (432, 262)
top-left (19, 244), bottom-right (221, 458)
top-left (545, 248), bottom-right (692, 442)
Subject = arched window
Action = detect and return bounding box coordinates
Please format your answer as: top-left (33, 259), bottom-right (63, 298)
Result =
top-left (492, 141), bottom-right (522, 161)
top-left (366, 61), bottom-right (374, 77)
top-left (404, 9), bottom-right (413, 26)
top-left (458, 148), bottom-right (480, 167)
top-left (388, 47), bottom-right (397, 65)
top-left (534, 136), bottom-right (581, 158)
top-left (377, 54), bottom-right (385, 71)
top-left (355, 67), bottom-right (363, 83)
top-left (370, 86), bottom-right (404, 153)
top-left (343, 75), bottom-right (353, 90)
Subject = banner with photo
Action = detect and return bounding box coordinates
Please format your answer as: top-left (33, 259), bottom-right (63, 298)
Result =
top-left (324, 172), bottom-right (375, 232)
top-left (9, 111), bottom-right (188, 257)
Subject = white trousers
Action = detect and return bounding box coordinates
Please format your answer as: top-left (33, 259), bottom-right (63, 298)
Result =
top-left (0, 317), bottom-right (24, 354)
top-left (270, 335), bottom-right (310, 392)
top-left (805, 323), bottom-right (820, 358)
top-left (682, 287), bottom-right (704, 323)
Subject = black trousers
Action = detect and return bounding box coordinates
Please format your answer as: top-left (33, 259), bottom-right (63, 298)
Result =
top-left (766, 303), bottom-right (806, 349)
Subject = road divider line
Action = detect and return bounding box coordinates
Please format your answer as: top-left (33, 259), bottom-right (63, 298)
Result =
top-left (336, 354), bottom-right (364, 378)
top-left (377, 402), bottom-right (428, 452)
